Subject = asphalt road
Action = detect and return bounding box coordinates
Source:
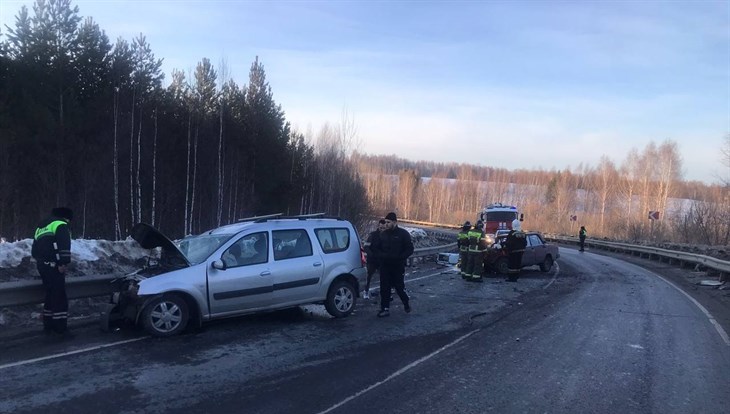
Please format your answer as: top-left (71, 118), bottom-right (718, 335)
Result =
top-left (1, 249), bottom-right (728, 414)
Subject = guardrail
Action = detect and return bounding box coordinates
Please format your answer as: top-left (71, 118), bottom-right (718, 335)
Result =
top-left (0, 274), bottom-right (117, 307)
top-left (1, 240), bottom-right (460, 308)
top-left (544, 234), bottom-right (730, 276)
top-left (5, 226), bottom-right (725, 308)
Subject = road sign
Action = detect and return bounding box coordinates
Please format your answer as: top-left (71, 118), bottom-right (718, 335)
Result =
top-left (570, 215), bottom-right (577, 222)
top-left (648, 211), bottom-right (660, 220)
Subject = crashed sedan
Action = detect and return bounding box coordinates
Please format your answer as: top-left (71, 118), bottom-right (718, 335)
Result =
top-left (101, 216), bottom-right (367, 337)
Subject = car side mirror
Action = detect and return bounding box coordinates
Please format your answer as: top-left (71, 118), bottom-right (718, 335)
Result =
top-left (212, 260), bottom-right (226, 270)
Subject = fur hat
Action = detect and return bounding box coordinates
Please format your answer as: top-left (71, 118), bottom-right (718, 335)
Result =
top-left (52, 207), bottom-right (73, 221)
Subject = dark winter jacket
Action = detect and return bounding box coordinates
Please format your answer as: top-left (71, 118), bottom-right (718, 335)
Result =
top-left (32, 216), bottom-right (71, 265)
top-left (579, 228), bottom-right (587, 240)
top-left (364, 229), bottom-right (381, 268)
top-left (505, 230), bottom-right (527, 253)
top-left (371, 226), bottom-right (414, 268)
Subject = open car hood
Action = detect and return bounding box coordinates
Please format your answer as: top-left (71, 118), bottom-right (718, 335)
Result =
top-left (130, 223), bottom-right (190, 268)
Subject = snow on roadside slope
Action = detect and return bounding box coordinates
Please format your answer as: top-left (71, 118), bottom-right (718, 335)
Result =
top-left (0, 238), bottom-right (151, 282)
top-left (0, 226), bottom-right (431, 282)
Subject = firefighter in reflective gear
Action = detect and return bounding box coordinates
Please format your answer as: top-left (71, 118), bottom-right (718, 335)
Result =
top-left (464, 221), bottom-right (486, 282)
top-left (32, 207), bottom-right (73, 335)
top-left (505, 219), bottom-right (527, 282)
top-left (458, 221), bottom-right (471, 278)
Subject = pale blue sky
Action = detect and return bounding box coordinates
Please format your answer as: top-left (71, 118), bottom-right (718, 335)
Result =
top-left (2, 0), bottom-right (728, 183)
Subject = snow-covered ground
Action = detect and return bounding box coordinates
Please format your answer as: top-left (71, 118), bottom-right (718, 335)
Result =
top-left (0, 226), bottom-right (432, 283)
top-left (0, 237), bottom-right (151, 283)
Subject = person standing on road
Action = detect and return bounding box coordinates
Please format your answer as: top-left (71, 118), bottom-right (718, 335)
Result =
top-left (371, 212), bottom-right (414, 317)
top-left (31, 207), bottom-right (73, 336)
top-left (505, 219), bottom-right (527, 282)
top-left (465, 221), bottom-right (486, 282)
top-left (363, 219), bottom-right (386, 299)
top-left (579, 226), bottom-right (587, 252)
top-left (458, 221), bottom-right (471, 279)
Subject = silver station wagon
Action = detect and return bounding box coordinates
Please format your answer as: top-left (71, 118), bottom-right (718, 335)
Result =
top-left (101, 214), bottom-right (367, 337)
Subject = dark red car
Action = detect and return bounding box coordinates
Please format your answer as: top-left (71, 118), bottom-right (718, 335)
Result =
top-left (483, 231), bottom-right (560, 275)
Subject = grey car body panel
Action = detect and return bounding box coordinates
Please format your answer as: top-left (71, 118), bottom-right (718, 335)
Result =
top-left (127, 218), bottom-right (366, 323)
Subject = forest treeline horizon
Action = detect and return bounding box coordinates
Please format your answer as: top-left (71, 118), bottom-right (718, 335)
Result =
top-left (1, 0), bottom-right (728, 246)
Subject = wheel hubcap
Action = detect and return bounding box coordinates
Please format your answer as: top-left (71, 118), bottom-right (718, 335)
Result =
top-left (150, 301), bottom-right (181, 332)
top-left (334, 288), bottom-right (353, 311)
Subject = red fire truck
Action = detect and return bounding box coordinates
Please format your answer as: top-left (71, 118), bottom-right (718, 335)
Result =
top-left (477, 203), bottom-right (522, 235)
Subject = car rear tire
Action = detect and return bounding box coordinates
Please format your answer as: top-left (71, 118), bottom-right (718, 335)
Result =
top-left (142, 294), bottom-right (189, 337)
top-left (324, 280), bottom-right (356, 318)
top-left (539, 256), bottom-right (554, 272)
top-left (495, 257), bottom-right (509, 275)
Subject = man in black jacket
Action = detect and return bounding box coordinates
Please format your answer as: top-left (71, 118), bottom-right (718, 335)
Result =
top-left (32, 207), bottom-right (73, 336)
top-left (371, 212), bottom-right (414, 317)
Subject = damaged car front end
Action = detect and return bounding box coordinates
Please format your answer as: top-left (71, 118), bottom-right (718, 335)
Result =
top-left (100, 223), bottom-right (195, 335)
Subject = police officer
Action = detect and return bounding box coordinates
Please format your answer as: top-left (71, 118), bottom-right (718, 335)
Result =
top-left (457, 221), bottom-right (471, 278)
top-left (579, 226), bottom-right (587, 252)
top-left (465, 221), bottom-right (486, 282)
top-left (505, 219), bottom-right (527, 282)
top-left (32, 207), bottom-right (73, 336)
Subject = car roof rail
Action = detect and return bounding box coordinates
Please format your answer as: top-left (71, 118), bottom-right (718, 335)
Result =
top-left (293, 212), bottom-right (326, 220)
top-left (253, 213), bottom-right (343, 223)
top-left (237, 213), bottom-right (283, 222)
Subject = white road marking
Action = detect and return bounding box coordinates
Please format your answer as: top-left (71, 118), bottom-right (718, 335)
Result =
top-left (646, 270), bottom-right (730, 347)
top-left (652, 272), bottom-right (730, 346)
top-left (628, 344), bottom-right (645, 350)
top-left (316, 328), bottom-right (481, 414)
top-left (406, 270), bottom-right (452, 284)
top-left (0, 337), bottom-right (148, 370)
top-left (542, 262), bottom-right (560, 289)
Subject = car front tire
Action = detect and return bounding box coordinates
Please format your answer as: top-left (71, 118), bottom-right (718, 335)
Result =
top-left (142, 294), bottom-right (190, 337)
top-left (324, 280), bottom-right (356, 318)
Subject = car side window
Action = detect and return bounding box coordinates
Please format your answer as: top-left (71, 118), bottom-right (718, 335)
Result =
top-left (528, 234), bottom-right (542, 247)
top-left (273, 229), bottom-right (312, 260)
top-left (314, 228), bottom-right (350, 253)
top-left (222, 232), bottom-right (268, 268)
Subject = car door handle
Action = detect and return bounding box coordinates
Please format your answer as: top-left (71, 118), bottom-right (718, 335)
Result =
top-left (260, 270), bottom-right (271, 276)
top-left (313, 262), bottom-right (322, 267)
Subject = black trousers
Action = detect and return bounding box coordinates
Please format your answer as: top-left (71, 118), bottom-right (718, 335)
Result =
top-left (579, 237), bottom-right (586, 251)
top-left (508, 251), bottom-right (524, 273)
top-left (366, 262), bottom-right (379, 289)
top-left (379, 264), bottom-right (409, 310)
top-left (38, 263), bottom-right (68, 333)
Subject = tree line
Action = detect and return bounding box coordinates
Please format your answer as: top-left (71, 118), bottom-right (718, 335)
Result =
top-left (0, 0), bottom-right (370, 241)
top-left (354, 138), bottom-right (730, 246)
top-left (2, 0), bottom-right (726, 247)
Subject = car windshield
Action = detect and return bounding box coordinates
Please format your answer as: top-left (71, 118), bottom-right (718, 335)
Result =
top-left (175, 234), bottom-right (234, 265)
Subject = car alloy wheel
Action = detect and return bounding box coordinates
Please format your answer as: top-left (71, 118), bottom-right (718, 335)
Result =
top-left (142, 294), bottom-right (189, 337)
top-left (325, 280), bottom-right (356, 318)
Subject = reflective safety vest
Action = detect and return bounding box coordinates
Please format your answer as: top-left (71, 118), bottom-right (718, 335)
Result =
top-left (467, 229), bottom-right (485, 252)
top-left (32, 219), bottom-right (71, 264)
top-left (457, 230), bottom-right (469, 252)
